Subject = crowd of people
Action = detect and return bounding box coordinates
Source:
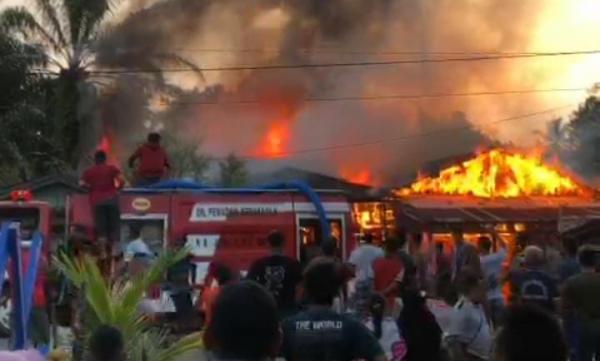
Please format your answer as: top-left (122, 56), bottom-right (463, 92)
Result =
top-left (194, 228), bottom-right (598, 361)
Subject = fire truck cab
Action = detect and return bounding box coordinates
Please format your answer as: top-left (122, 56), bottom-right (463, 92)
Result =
top-left (69, 186), bottom-right (358, 283)
top-left (0, 192), bottom-right (54, 335)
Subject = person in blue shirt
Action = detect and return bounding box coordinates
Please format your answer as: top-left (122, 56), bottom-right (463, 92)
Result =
top-left (508, 246), bottom-right (559, 312)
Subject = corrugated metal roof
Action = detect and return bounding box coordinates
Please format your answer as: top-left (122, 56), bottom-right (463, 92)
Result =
top-left (396, 195), bottom-right (600, 224)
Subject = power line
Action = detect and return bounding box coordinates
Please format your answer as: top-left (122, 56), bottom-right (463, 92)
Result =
top-left (80, 49), bottom-right (600, 74)
top-left (168, 87), bottom-right (591, 106)
top-left (169, 48), bottom-right (560, 56)
top-left (241, 104), bottom-right (575, 160)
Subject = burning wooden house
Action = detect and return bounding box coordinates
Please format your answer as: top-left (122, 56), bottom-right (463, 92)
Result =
top-left (383, 149), bottom-right (600, 247)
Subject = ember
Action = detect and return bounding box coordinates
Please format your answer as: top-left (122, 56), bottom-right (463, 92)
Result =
top-left (396, 149), bottom-right (586, 198)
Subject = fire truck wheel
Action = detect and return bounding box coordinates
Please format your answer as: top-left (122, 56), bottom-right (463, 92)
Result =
top-left (0, 293), bottom-right (10, 337)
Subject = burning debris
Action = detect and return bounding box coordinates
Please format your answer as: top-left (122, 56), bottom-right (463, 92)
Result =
top-left (396, 148), bottom-right (588, 198)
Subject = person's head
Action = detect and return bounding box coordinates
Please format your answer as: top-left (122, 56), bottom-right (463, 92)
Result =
top-left (457, 270), bottom-right (485, 303)
top-left (362, 233), bottom-right (374, 244)
top-left (215, 263), bottom-right (233, 286)
top-left (395, 230), bottom-right (408, 249)
top-left (321, 238), bottom-right (337, 257)
top-left (205, 281), bottom-right (280, 360)
top-left (303, 258), bottom-right (342, 305)
top-left (94, 150), bottom-right (107, 165)
top-left (19, 219), bottom-right (36, 240)
top-left (516, 232), bottom-right (529, 251)
top-left (477, 236), bottom-right (492, 255)
top-left (89, 324), bottom-right (125, 361)
top-left (451, 227), bottom-right (464, 245)
top-left (495, 304), bottom-right (567, 361)
top-left (435, 242), bottom-right (444, 254)
top-left (267, 230), bottom-right (285, 251)
top-left (578, 245), bottom-right (598, 270)
top-left (523, 245), bottom-right (544, 269)
top-left (564, 238), bottom-right (578, 257)
top-left (147, 132), bottom-right (161, 144)
top-left (384, 236), bottom-right (399, 255)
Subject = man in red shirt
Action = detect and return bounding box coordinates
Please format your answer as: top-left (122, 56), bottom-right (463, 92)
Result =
top-left (80, 150), bottom-right (123, 262)
top-left (373, 237), bottom-right (404, 312)
top-left (128, 132), bottom-right (170, 186)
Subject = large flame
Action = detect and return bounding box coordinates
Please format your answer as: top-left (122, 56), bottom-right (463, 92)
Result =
top-left (396, 149), bottom-right (586, 198)
top-left (255, 121), bottom-right (290, 157)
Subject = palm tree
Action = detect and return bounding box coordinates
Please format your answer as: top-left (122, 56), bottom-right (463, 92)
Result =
top-left (0, 0), bottom-right (200, 170)
top-left (0, 32), bottom-right (52, 183)
top-left (54, 251), bottom-right (202, 361)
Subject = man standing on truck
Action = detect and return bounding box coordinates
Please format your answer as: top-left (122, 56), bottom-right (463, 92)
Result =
top-left (128, 132), bottom-right (170, 186)
top-left (80, 150), bottom-right (123, 269)
top-left (247, 230), bottom-right (302, 318)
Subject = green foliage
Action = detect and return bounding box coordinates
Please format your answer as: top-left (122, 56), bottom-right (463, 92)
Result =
top-left (53, 250), bottom-right (203, 361)
top-left (162, 133), bottom-right (211, 181)
top-left (219, 153), bottom-right (248, 187)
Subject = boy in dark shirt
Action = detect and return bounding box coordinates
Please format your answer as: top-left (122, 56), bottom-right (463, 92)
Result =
top-left (247, 230), bottom-right (302, 317)
top-left (281, 258), bottom-right (386, 361)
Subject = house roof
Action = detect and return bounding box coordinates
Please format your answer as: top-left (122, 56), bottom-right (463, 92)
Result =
top-left (251, 167), bottom-right (378, 201)
top-left (0, 174), bottom-right (82, 199)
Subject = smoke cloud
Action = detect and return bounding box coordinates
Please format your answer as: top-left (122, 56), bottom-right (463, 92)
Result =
top-left (93, 0), bottom-right (600, 186)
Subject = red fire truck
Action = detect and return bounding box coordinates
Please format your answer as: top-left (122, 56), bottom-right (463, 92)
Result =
top-left (68, 187), bottom-right (357, 281)
top-left (0, 185), bottom-right (358, 331)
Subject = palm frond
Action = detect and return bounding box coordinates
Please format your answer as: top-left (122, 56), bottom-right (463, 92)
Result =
top-left (153, 332), bottom-right (203, 361)
top-left (34, 0), bottom-right (68, 50)
top-left (0, 7), bottom-right (65, 58)
top-left (81, 257), bottom-right (115, 322)
top-left (53, 250), bottom-right (86, 286)
top-left (129, 329), bottom-right (203, 361)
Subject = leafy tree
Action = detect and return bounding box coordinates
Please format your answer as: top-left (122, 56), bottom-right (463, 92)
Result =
top-left (162, 133), bottom-right (211, 182)
top-left (0, 1), bottom-right (198, 170)
top-left (219, 153), bottom-right (248, 187)
top-left (551, 96), bottom-right (600, 178)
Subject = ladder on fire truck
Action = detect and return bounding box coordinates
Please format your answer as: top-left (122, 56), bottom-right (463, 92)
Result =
top-left (0, 222), bottom-right (44, 350)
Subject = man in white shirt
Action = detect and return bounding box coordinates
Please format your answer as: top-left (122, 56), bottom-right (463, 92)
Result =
top-left (124, 226), bottom-right (155, 262)
top-left (348, 233), bottom-right (384, 318)
top-left (478, 235), bottom-right (507, 327)
top-left (446, 271), bottom-right (493, 361)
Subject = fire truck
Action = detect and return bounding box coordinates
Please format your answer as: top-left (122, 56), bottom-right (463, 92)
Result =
top-left (68, 183), bottom-right (358, 280)
top-left (0, 182), bottom-right (358, 332)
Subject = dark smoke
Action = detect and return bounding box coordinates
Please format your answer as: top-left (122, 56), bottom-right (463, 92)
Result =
top-left (91, 0), bottom-right (578, 186)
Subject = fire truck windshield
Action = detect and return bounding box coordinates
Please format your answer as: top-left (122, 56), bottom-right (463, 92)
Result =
top-left (0, 207), bottom-right (40, 232)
